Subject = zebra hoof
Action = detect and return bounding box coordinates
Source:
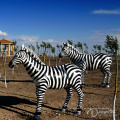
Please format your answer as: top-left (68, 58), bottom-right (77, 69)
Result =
top-left (33, 115), bottom-right (40, 120)
top-left (62, 108), bottom-right (66, 112)
top-left (33, 114), bottom-right (40, 120)
top-left (77, 111), bottom-right (81, 115)
top-left (106, 85), bottom-right (110, 88)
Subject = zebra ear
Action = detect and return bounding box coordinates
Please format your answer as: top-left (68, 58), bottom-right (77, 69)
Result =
top-left (21, 44), bottom-right (24, 50)
top-left (63, 42), bottom-right (67, 46)
top-left (66, 41), bottom-right (69, 46)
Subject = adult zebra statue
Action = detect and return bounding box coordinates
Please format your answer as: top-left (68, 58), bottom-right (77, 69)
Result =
top-left (59, 42), bottom-right (112, 88)
top-left (9, 45), bottom-right (86, 120)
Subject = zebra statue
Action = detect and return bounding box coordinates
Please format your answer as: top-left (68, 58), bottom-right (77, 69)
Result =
top-left (9, 45), bottom-right (86, 120)
top-left (59, 42), bottom-right (112, 88)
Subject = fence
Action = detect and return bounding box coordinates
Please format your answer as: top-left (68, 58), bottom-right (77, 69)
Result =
top-left (0, 51), bottom-right (14, 56)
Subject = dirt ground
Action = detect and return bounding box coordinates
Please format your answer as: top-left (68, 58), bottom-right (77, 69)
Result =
top-left (0, 56), bottom-right (120, 120)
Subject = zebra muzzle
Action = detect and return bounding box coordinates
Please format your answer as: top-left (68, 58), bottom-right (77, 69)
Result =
top-left (9, 61), bottom-right (14, 68)
top-left (59, 53), bottom-right (63, 58)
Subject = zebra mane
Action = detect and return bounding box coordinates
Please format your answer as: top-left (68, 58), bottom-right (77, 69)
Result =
top-left (65, 42), bottom-right (81, 54)
top-left (21, 44), bottom-right (44, 64)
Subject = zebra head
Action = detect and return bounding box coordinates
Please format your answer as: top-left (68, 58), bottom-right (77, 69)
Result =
top-left (9, 50), bottom-right (26, 68)
top-left (59, 41), bottom-right (72, 58)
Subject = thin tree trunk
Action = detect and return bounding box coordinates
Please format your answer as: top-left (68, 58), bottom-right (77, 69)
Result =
top-left (113, 50), bottom-right (118, 120)
top-left (44, 45), bottom-right (46, 64)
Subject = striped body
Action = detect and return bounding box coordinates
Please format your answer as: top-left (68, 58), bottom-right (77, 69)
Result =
top-left (59, 42), bottom-right (112, 88)
top-left (9, 47), bottom-right (85, 119)
top-left (70, 52), bottom-right (112, 71)
top-left (24, 57), bottom-right (82, 89)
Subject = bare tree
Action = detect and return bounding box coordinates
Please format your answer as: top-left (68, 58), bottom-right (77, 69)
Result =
top-left (104, 35), bottom-right (119, 120)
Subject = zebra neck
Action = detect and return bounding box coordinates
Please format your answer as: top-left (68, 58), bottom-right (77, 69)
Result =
top-left (24, 55), bottom-right (44, 74)
top-left (68, 51), bottom-right (82, 63)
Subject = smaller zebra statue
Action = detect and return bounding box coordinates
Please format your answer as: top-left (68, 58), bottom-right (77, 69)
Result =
top-left (9, 45), bottom-right (86, 120)
top-left (59, 42), bottom-right (112, 88)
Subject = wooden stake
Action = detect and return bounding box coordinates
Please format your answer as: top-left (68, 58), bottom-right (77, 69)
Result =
top-left (3, 55), bottom-right (7, 88)
top-left (12, 67), bottom-right (14, 74)
top-left (59, 58), bottom-right (61, 65)
top-left (49, 59), bottom-right (50, 66)
top-left (56, 58), bottom-right (57, 66)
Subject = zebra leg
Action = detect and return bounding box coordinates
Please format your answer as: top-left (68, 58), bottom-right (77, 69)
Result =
top-left (73, 84), bottom-right (84, 115)
top-left (106, 71), bottom-right (112, 88)
top-left (62, 87), bottom-right (73, 112)
top-left (101, 72), bottom-right (107, 87)
top-left (34, 83), bottom-right (47, 120)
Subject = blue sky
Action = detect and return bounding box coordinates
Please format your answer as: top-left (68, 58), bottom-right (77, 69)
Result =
top-left (0, 0), bottom-right (120, 54)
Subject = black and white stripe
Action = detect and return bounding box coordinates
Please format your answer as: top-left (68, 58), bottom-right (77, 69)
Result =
top-left (59, 42), bottom-right (112, 88)
top-left (9, 45), bottom-right (85, 120)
